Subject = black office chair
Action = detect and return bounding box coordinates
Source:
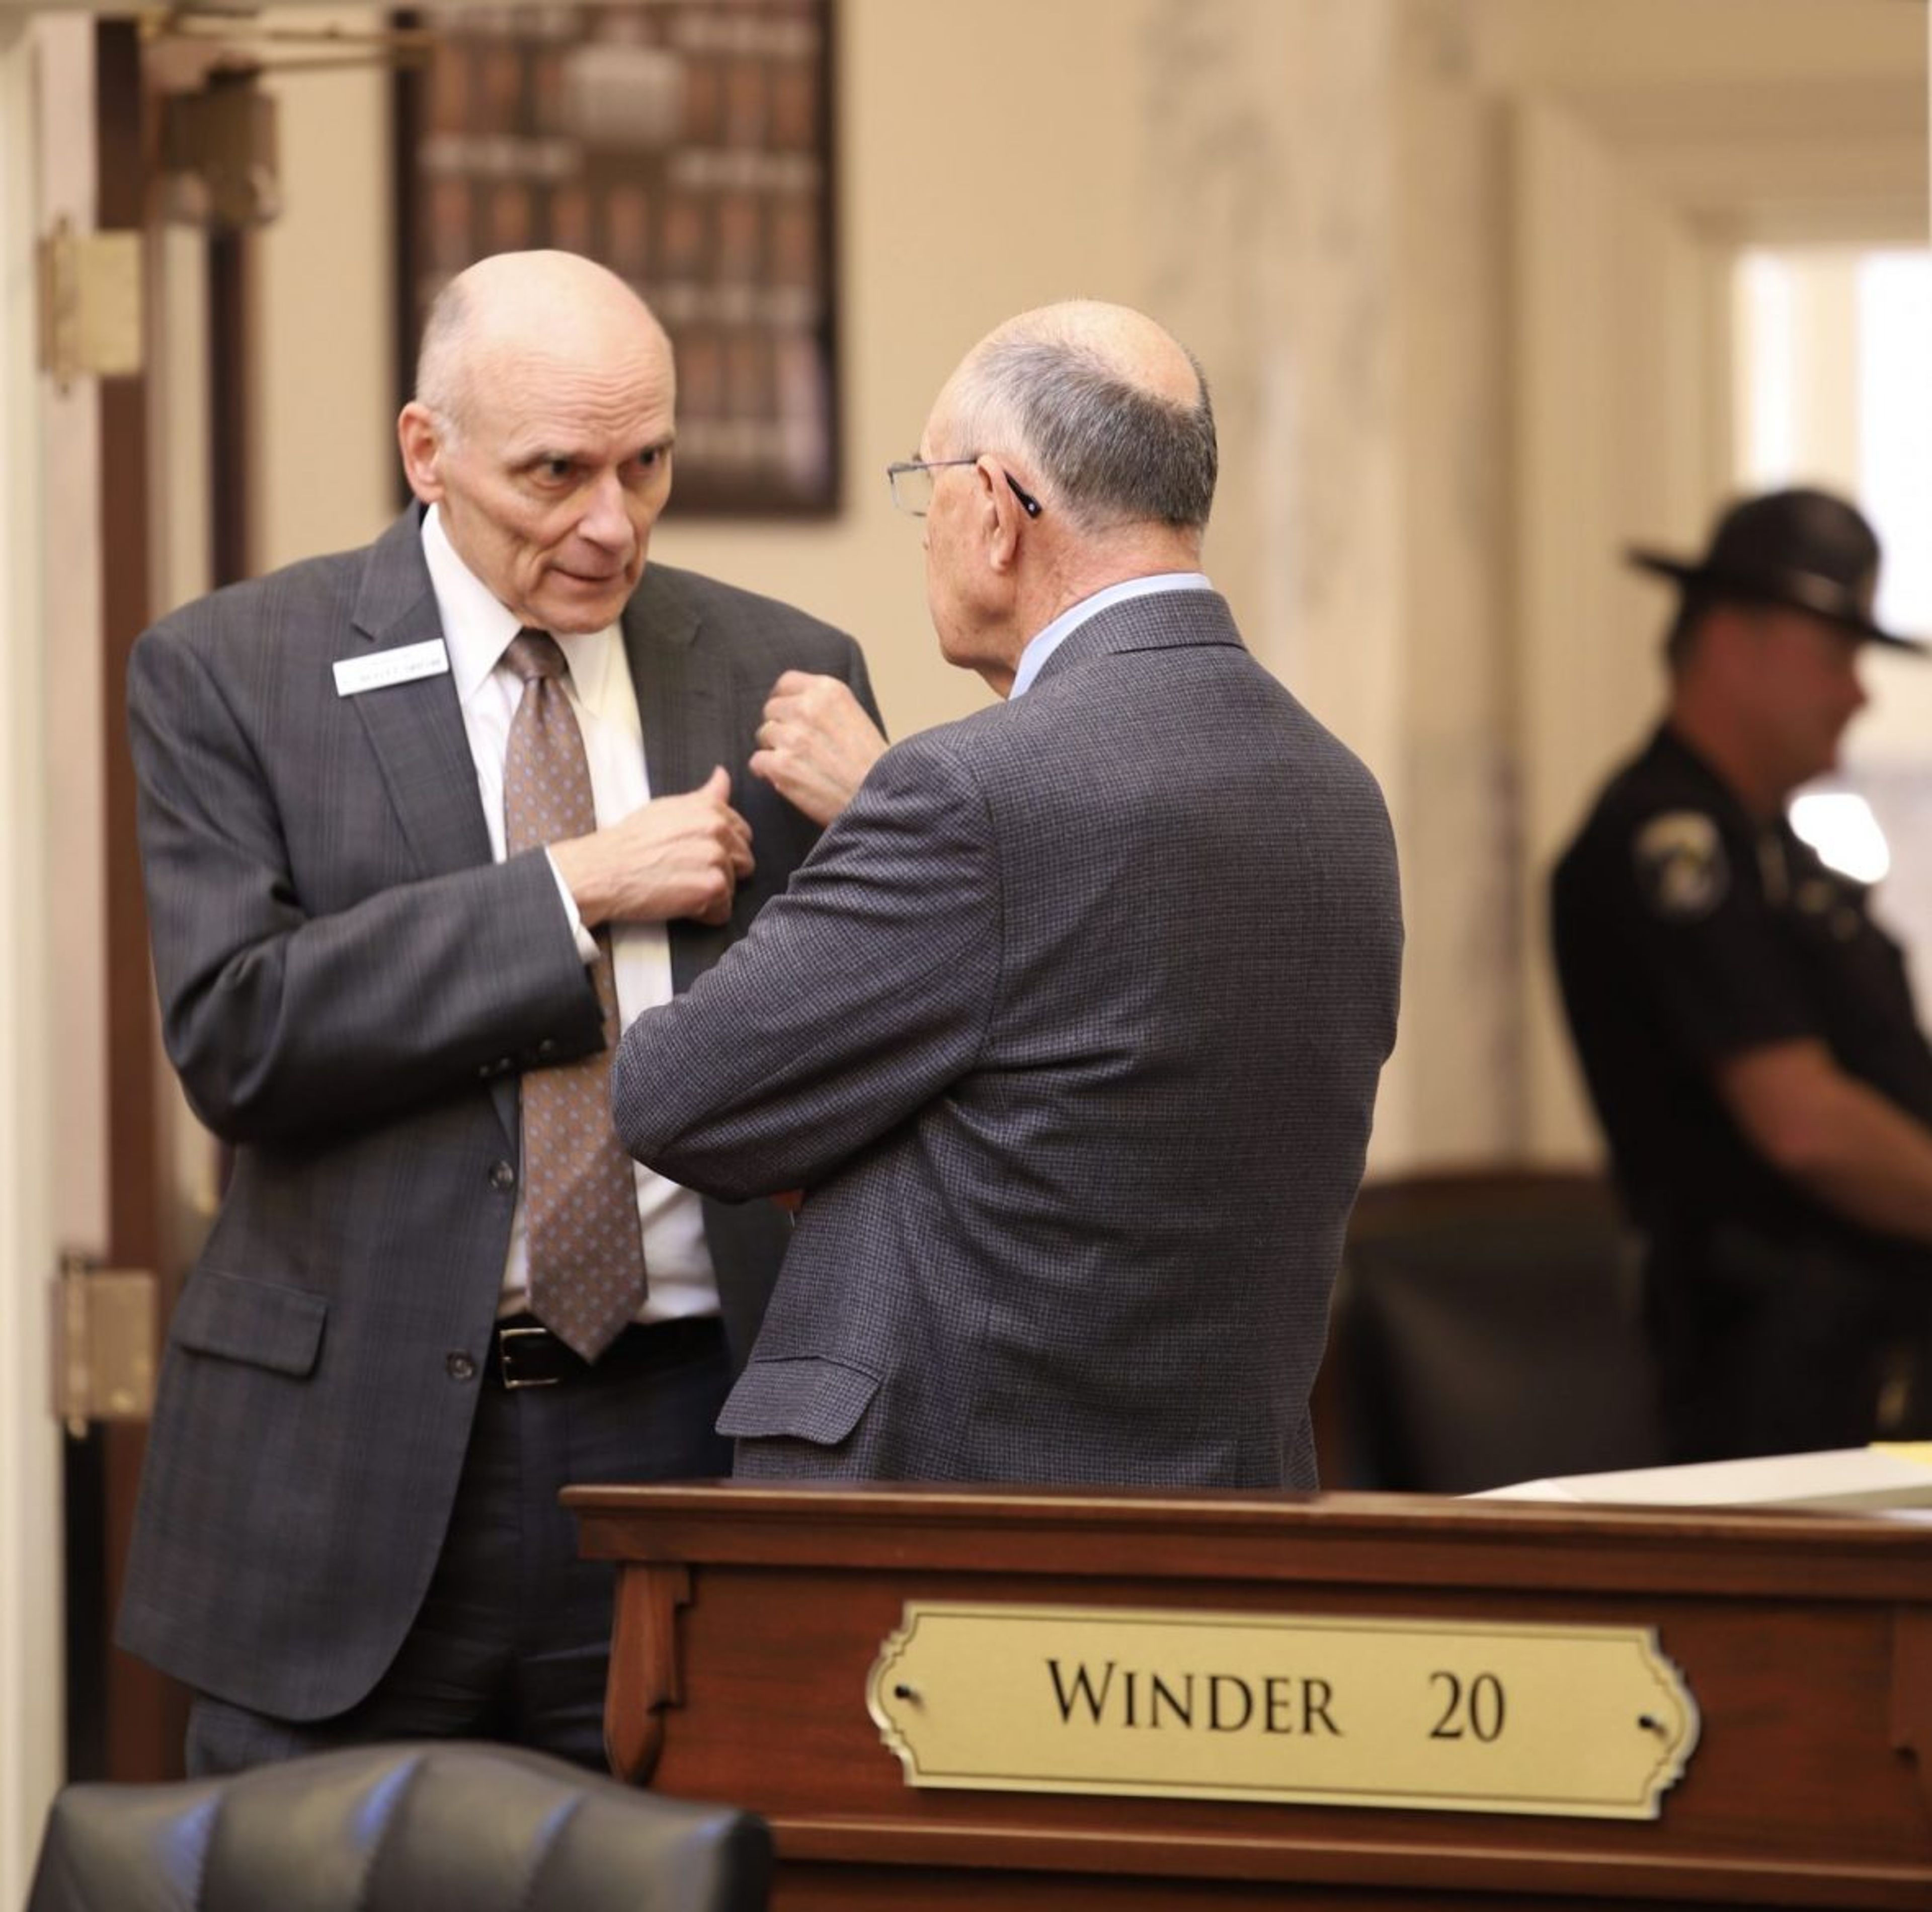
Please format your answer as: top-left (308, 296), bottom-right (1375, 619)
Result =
top-left (1316, 1169), bottom-right (1665, 1494)
top-left (26, 1739), bottom-right (771, 1912)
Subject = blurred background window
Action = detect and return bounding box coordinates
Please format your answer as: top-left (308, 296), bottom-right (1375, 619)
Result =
top-left (1734, 246), bottom-right (1932, 999)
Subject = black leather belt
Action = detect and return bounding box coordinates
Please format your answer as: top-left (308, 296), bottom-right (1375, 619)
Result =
top-left (485, 1313), bottom-right (721, 1390)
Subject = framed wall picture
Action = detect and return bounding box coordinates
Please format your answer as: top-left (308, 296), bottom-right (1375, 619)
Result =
top-left (394, 1), bottom-right (838, 516)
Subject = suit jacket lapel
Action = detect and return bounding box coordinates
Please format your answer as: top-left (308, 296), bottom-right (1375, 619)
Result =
top-left (343, 510), bottom-right (514, 1139)
top-left (622, 567), bottom-right (738, 992)
top-left (343, 509), bottom-right (494, 881)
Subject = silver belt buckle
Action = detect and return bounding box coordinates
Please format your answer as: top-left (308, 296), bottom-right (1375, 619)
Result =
top-left (497, 1323), bottom-right (560, 1390)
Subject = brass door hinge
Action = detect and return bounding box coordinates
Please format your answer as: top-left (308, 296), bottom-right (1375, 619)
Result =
top-left (37, 218), bottom-right (144, 395)
top-left (53, 1255), bottom-right (157, 1438)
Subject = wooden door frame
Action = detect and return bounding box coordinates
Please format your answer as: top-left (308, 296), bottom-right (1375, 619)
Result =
top-left (73, 11), bottom-right (260, 1789)
top-left (0, 14), bottom-right (66, 1900)
top-left (83, 14), bottom-right (190, 1786)
top-left (6, 8), bottom-right (278, 1812)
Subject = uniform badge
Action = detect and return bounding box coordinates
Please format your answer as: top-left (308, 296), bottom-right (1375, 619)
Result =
top-left (1633, 811), bottom-right (1729, 921)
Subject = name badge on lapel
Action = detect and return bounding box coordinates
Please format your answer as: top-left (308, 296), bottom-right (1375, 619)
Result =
top-left (334, 640), bottom-right (451, 698)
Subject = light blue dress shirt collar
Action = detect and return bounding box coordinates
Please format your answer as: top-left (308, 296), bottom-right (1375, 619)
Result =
top-left (1008, 572), bottom-right (1214, 699)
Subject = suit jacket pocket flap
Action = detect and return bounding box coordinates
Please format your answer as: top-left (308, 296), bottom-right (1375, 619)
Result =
top-left (716, 1355), bottom-right (878, 1444)
top-left (170, 1270), bottom-right (327, 1378)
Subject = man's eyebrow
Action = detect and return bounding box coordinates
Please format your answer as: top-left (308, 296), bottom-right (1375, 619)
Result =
top-left (508, 431), bottom-right (677, 469)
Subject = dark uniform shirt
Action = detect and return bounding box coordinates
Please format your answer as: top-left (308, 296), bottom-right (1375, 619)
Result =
top-left (1552, 724), bottom-right (1932, 1456)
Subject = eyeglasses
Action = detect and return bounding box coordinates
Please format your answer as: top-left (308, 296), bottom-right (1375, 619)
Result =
top-left (887, 457), bottom-right (1042, 520)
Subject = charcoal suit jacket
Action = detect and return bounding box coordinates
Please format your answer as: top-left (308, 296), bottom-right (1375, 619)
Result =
top-left (614, 589), bottom-right (1402, 1488)
top-left (114, 508), bottom-right (874, 1719)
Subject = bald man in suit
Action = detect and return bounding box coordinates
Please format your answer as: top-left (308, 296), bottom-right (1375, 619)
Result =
top-left (117, 251), bottom-right (877, 1772)
top-left (617, 302), bottom-right (1402, 1488)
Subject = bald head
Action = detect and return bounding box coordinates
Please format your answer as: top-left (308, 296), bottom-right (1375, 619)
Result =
top-left (415, 250), bottom-right (673, 438)
top-left (937, 300), bottom-right (1217, 534)
top-left (396, 250), bottom-right (680, 635)
top-left (978, 301), bottom-right (1203, 404)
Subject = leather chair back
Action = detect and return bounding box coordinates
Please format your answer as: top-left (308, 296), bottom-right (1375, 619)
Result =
top-left (26, 1740), bottom-right (771, 1912)
top-left (1318, 1170), bottom-right (1665, 1493)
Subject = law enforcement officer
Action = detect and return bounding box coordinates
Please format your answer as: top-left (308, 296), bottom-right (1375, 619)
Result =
top-left (1551, 487), bottom-right (1932, 1463)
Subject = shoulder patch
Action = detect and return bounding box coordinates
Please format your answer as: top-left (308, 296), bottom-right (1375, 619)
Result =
top-left (1633, 811), bottom-right (1729, 921)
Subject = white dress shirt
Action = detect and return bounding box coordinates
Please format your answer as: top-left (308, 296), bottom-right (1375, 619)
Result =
top-left (420, 506), bottom-right (718, 1323)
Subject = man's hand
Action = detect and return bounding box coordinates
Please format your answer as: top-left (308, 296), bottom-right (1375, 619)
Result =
top-left (749, 670), bottom-right (887, 825)
top-left (550, 766), bottom-right (754, 928)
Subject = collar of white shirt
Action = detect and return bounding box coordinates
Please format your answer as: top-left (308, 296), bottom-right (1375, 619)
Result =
top-left (1008, 571), bottom-right (1214, 699)
top-left (420, 504), bottom-right (622, 715)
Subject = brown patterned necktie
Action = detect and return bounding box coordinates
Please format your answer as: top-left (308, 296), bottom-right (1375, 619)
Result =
top-left (501, 628), bottom-right (647, 1361)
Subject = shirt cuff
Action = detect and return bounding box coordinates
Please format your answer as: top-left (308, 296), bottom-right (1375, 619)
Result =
top-left (544, 849), bottom-right (600, 964)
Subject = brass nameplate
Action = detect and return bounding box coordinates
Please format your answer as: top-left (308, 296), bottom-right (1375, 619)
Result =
top-left (868, 1603), bottom-right (1698, 1820)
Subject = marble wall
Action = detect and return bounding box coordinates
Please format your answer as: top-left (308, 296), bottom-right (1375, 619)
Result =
top-left (1126, 0), bottom-right (1924, 1171)
top-left (1138, 0), bottom-right (1520, 1168)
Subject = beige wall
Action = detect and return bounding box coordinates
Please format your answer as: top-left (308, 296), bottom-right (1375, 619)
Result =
top-left (252, 11), bottom-right (396, 577)
top-left (656, 0), bottom-right (1142, 739)
top-left (252, 0), bottom-right (1152, 741)
top-left (1481, 0), bottom-right (1924, 88)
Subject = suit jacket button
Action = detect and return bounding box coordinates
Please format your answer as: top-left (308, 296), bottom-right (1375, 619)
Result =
top-left (489, 1159), bottom-right (516, 1192)
top-left (536, 1038), bottom-right (557, 1059)
top-left (446, 1351), bottom-right (476, 1382)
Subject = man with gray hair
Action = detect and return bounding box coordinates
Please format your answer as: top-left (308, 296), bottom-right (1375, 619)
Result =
top-left (615, 301), bottom-right (1403, 1487)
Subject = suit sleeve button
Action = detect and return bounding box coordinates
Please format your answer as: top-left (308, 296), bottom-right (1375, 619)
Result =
top-left (489, 1159), bottom-right (516, 1192)
top-left (446, 1352), bottom-right (477, 1382)
top-left (536, 1038), bottom-right (558, 1059)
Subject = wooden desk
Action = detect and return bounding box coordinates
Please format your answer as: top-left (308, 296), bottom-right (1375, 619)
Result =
top-left (567, 1483), bottom-right (1932, 1908)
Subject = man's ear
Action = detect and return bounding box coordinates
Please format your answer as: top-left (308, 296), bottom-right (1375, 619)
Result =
top-left (979, 456), bottom-right (1024, 575)
top-left (397, 402), bottom-right (446, 505)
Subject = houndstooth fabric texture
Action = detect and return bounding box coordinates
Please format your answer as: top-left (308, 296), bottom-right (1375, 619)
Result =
top-left (502, 630), bottom-right (647, 1360)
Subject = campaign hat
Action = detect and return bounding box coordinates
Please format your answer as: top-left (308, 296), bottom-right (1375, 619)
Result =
top-left (1628, 487), bottom-right (1922, 652)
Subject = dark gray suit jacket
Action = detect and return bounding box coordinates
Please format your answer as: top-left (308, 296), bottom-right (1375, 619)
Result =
top-left (115, 509), bottom-right (874, 1719)
top-left (614, 590), bottom-right (1402, 1488)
